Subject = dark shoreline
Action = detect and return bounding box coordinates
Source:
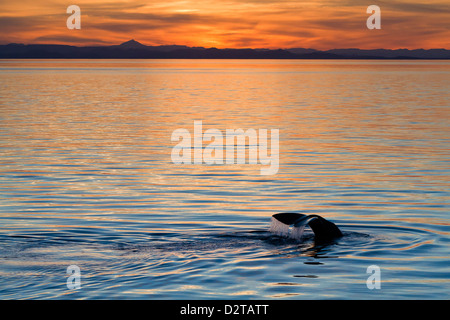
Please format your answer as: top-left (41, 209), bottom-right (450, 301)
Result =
top-left (1, 42), bottom-right (449, 59)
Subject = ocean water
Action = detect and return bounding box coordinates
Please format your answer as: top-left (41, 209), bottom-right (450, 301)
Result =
top-left (0, 59), bottom-right (449, 299)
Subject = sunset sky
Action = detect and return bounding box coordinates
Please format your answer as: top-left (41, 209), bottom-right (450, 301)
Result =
top-left (0, 0), bottom-right (449, 49)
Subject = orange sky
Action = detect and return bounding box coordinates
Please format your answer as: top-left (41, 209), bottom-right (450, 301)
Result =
top-left (0, 0), bottom-right (449, 49)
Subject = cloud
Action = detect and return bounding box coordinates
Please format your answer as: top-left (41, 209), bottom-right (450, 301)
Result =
top-left (0, 0), bottom-right (448, 49)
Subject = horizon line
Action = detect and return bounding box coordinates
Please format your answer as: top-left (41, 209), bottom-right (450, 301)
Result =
top-left (2, 40), bottom-right (449, 51)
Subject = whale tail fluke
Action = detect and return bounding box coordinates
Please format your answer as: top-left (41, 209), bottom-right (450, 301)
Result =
top-left (271, 212), bottom-right (343, 242)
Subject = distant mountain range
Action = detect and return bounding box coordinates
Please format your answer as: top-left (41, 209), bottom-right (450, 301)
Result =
top-left (1, 39), bottom-right (449, 59)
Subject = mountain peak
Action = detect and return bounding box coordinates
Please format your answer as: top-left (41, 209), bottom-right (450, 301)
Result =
top-left (119, 39), bottom-right (146, 48)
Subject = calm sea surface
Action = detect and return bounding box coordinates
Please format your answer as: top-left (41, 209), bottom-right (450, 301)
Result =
top-left (0, 59), bottom-right (449, 299)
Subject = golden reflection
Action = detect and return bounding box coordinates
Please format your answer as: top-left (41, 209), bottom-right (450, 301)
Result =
top-left (1, 59), bottom-right (449, 231)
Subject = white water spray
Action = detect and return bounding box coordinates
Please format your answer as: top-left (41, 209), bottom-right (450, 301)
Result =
top-left (291, 224), bottom-right (306, 241)
top-left (269, 217), bottom-right (306, 240)
top-left (269, 217), bottom-right (289, 237)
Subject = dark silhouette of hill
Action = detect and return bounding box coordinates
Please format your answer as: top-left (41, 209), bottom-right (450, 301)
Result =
top-left (114, 39), bottom-right (147, 49)
top-left (325, 48), bottom-right (450, 59)
top-left (1, 40), bottom-right (449, 59)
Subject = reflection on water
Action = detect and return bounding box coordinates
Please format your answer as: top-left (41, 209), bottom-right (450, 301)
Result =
top-left (0, 59), bottom-right (449, 299)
